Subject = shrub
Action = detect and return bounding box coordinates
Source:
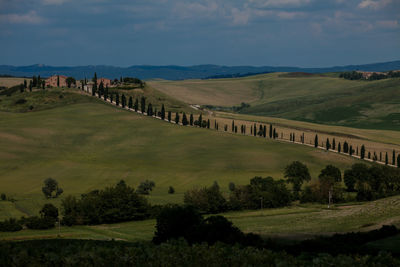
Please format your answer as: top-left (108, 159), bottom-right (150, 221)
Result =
top-left (168, 186), bottom-right (175, 194)
top-left (184, 182), bottom-right (227, 214)
top-left (0, 193), bottom-right (6, 201)
top-left (23, 216), bottom-right (55, 230)
top-left (15, 98), bottom-right (27, 104)
top-left (0, 218), bottom-right (22, 232)
top-left (136, 180), bottom-right (155, 195)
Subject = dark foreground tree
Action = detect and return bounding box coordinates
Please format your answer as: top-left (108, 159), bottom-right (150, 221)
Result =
top-left (161, 104), bottom-right (165, 120)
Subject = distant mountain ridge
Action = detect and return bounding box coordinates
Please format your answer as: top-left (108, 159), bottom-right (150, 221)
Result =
top-left (0, 60), bottom-right (399, 80)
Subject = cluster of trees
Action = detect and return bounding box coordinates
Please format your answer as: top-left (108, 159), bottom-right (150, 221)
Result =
top-left (0, 203), bottom-right (58, 232)
top-left (61, 180), bottom-right (150, 225)
top-left (184, 177), bottom-right (291, 214)
top-left (42, 178), bottom-right (63, 199)
top-left (339, 71), bottom-right (363, 80)
top-left (340, 70), bottom-right (400, 81)
top-left (153, 205), bottom-right (261, 246)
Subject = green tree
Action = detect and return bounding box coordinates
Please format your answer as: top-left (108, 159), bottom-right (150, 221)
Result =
top-left (42, 178), bottom-right (63, 199)
top-left (57, 75), bottom-right (60, 87)
top-left (385, 152), bottom-right (388, 165)
top-left (115, 93), bottom-right (120, 106)
top-left (128, 96), bottom-right (133, 109)
top-left (24, 79), bottom-right (27, 89)
top-left (147, 103), bottom-right (153, 116)
top-left (319, 165), bottom-right (341, 183)
top-left (284, 161), bottom-right (311, 199)
top-left (66, 77), bottom-right (76, 88)
top-left (168, 186), bottom-right (175, 194)
top-left (338, 142), bottom-right (341, 153)
top-left (228, 182), bottom-right (235, 191)
top-left (397, 154), bottom-right (400, 168)
top-left (40, 203), bottom-right (59, 224)
top-left (168, 111), bottom-right (172, 122)
top-left (175, 112), bottom-right (180, 124)
top-left (161, 104), bottom-right (165, 120)
top-left (136, 180), bottom-right (156, 195)
top-left (269, 124), bottom-right (273, 138)
top-left (134, 98), bottom-right (139, 111)
top-left (198, 114), bottom-right (202, 127)
top-left (253, 124), bottom-right (256, 137)
top-left (182, 113), bottom-right (188, 125)
top-left (332, 138), bottom-right (336, 150)
top-left (314, 134), bottom-right (318, 148)
top-left (232, 120), bottom-right (235, 132)
top-left (392, 150), bottom-right (396, 165)
top-left (29, 81), bottom-right (32, 92)
top-left (140, 96), bottom-right (146, 113)
top-left (190, 114), bottom-right (194, 125)
top-left (121, 94), bottom-right (126, 108)
top-left (207, 119), bottom-right (210, 129)
top-left (360, 145), bottom-right (366, 159)
top-left (326, 138), bottom-right (330, 150)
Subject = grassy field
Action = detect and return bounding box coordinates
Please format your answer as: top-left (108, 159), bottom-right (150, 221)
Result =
top-left (0, 92), bottom-right (361, 219)
top-left (2, 196), bottom-right (400, 245)
top-left (148, 73), bottom-right (400, 130)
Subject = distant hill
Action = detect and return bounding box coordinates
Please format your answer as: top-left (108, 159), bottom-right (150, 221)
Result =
top-left (0, 60), bottom-right (399, 80)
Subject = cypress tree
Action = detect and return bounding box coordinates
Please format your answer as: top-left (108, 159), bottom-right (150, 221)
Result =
top-left (24, 80), bottom-right (27, 89)
top-left (128, 96), bottom-right (133, 109)
top-left (214, 120), bottom-right (217, 129)
top-left (168, 111), bottom-right (172, 122)
top-left (360, 145), bottom-right (365, 159)
top-left (147, 103), bottom-right (153, 116)
top-left (273, 128), bottom-right (276, 139)
top-left (253, 124), bottom-right (256, 137)
top-left (314, 134), bottom-right (318, 148)
top-left (42, 80), bottom-right (45, 90)
top-left (182, 113), bottom-right (188, 125)
top-left (175, 112), bottom-right (179, 124)
top-left (29, 81), bottom-right (32, 92)
top-left (134, 98), bottom-right (139, 112)
top-left (263, 125), bottom-right (267, 138)
top-left (216, 123), bottom-right (219, 130)
top-left (349, 145), bottom-right (353, 156)
top-left (332, 138), bottom-right (336, 150)
top-left (234, 126), bottom-right (237, 133)
top-left (232, 120), bottom-right (235, 132)
top-left (154, 108), bottom-right (157, 117)
top-left (104, 88), bottom-right (108, 101)
top-left (258, 125), bottom-right (263, 136)
top-left (198, 114), bottom-right (202, 127)
top-left (269, 124), bottom-right (273, 138)
top-left (115, 93), bottom-right (119, 106)
top-left (110, 94), bottom-right (113, 103)
top-left (356, 146), bottom-right (359, 156)
top-left (93, 72), bottom-right (97, 90)
top-left (92, 87), bottom-right (96, 96)
top-left (385, 152), bottom-right (388, 165)
top-left (393, 150), bottom-right (396, 165)
top-left (207, 119), bottom-right (210, 129)
top-left (161, 104), bottom-right (165, 120)
top-left (243, 125), bottom-right (246, 134)
top-left (224, 125), bottom-right (228, 131)
top-left (368, 151), bottom-right (371, 159)
top-left (290, 133), bottom-right (292, 142)
top-left (343, 141), bottom-right (349, 153)
top-left (397, 154), bottom-right (400, 168)
top-left (338, 142), bottom-right (341, 153)
top-left (380, 152), bottom-right (382, 162)
top-left (292, 133), bottom-right (295, 142)
top-left (326, 138), bottom-right (330, 150)
top-left (57, 75), bottom-right (59, 87)
top-left (121, 94), bottom-right (126, 108)
top-left (141, 96), bottom-right (146, 113)
top-left (190, 114), bottom-right (194, 125)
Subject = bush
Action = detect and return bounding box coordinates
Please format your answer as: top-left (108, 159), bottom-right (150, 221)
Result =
top-left (15, 98), bottom-right (27, 104)
top-left (184, 182), bottom-right (227, 214)
top-left (0, 218), bottom-right (22, 232)
top-left (23, 216), bottom-right (55, 230)
top-left (0, 193), bottom-right (6, 201)
top-left (168, 186), bottom-right (175, 194)
top-left (136, 180), bottom-right (155, 195)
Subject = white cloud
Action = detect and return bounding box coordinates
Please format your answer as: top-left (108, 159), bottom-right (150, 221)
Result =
top-left (0, 11), bottom-right (45, 24)
top-left (377, 20), bottom-right (398, 28)
top-left (276, 11), bottom-right (305, 19)
top-left (42, 0), bottom-right (67, 5)
top-left (358, 0), bottom-right (392, 9)
top-left (231, 7), bottom-right (250, 25)
top-left (247, 0), bottom-right (311, 8)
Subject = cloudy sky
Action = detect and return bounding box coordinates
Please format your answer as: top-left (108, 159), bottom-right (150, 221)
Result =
top-left (0, 0), bottom-right (399, 67)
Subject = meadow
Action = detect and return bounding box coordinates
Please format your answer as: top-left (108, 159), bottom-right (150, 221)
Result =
top-left (149, 73), bottom-right (400, 130)
top-left (0, 92), bottom-right (360, 220)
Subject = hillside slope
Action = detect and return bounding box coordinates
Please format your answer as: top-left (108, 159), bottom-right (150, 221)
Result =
top-left (149, 73), bottom-right (400, 130)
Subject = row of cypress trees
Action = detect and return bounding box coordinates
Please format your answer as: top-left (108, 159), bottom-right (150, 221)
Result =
top-left (90, 88), bottom-right (400, 168)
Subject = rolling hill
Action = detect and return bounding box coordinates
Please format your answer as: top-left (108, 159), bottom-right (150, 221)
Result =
top-left (149, 73), bottom-right (400, 130)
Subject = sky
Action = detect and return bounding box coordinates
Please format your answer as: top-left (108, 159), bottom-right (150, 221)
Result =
top-left (0, 0), bottom-right (399, 67)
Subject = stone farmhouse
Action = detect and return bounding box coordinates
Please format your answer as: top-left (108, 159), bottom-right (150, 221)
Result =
top-left (82, 78), bottom-right (112, 94)
top-left (45, 75), bottom-right (67, 87)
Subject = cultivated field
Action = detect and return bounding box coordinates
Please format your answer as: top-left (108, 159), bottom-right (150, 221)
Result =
top-left (0, 77), bottom-right (31, 88)
top-left (148, 73), bottom-right (400, 130)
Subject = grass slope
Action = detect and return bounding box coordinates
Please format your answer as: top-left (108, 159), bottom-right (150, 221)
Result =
top-left (149, 73), bottom-right (400, 130)
top-left (0, 99), bottom-right (358, 219)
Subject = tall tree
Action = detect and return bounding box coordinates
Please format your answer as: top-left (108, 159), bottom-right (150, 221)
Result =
top-left (104, 88), bottom-right (108, 101)
top-left (349, 145), bottom-right (353, 156)
top-left (122, 94), bottom-right (126, 108)
top-left (57, 75), bottom-right (60, 87)
top-left (284, 161), bottom-right (311, 199)
top-left (207, 119), bottom-right (210, 129)
top-left (182, 113), bottom-right (188, 126)
top-left (168, 111), bottom-right (172, 122)
top-left (314, 134), bottom-right (318, 148)
top-left (37, 75), bottom-right (41, 88)
top-left (134, 98), bottom-right (139, 112)
top-left (115, 93), bottom-right (120, 106)
top-left (190, 114), bottom-right (194, 126)
top-left (385, 152), bottom-right (388, 165)
top-left (128, 96), bottom-right (133, 109)
top-left (175, 112), bottom-right (180, 124)
top-left (332, 138), bottom-right (336, 150)
top-left (147, 103), bottom-right (153, 116)
top-left (263, 125), bottom-right (267, 138)
top-left (338, 142), bottom-right (341, 153)
top-left (253, 124), bottom-right (256, 137)
top-left (273, 128), bottom-right (276, 139)
top-left (198, 114), bottom-right (202, 127)
top-left (393, 150), bottom-right (396, 165)
top-left (161, 104), bottom-right (166, 120)
top-left (232, 120), bottom-right (235, 132)
top-left (360, 145), bottom-right (366, 159)
top-left (326, 138), bottom-right (330, 150)
top-left (397, 154), bottom-right (400, 168)
top-left (269, 124), bottom-right (273, 138)
top-left (141, 96), bottom-right (146, 113)
top-left (29, 80), bottom-right (32, 92)
top-left (24, 79), bottom-right (27, 89)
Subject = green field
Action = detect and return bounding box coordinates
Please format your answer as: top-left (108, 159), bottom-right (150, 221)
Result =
top-left (0, 92), bottom-right (361, 220)
top-left (2, 196), bottom-right (400, 245)
top-left (149, 73), bottom-right (400, 130)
